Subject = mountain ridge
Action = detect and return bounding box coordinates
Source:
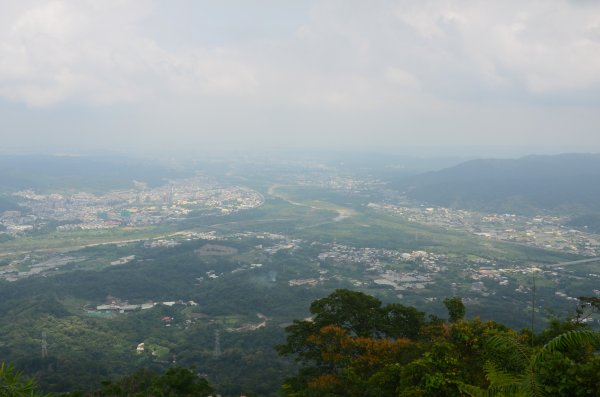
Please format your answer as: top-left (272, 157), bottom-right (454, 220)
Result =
top-left (396, 153), bottom-right (600, 215)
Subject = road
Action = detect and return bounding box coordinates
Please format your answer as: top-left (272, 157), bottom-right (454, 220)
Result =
top-left (547, 257), bottom-right (600, 268)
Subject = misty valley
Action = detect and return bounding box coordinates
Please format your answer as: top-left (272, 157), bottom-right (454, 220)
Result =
top-left (0, 154), bottom-right (598, 396)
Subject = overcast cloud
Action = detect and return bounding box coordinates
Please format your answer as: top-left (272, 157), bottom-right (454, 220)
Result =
top-left (0, 0), bottom-right (599, 154)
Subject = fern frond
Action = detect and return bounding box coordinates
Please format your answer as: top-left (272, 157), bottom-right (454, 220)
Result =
top-left (472, 330), bottom-right (600, 397)
top-left (484, 361), bottom-right (522, 387)
top-left (542, 330), bottom-right (600, 353)
top-left (486, 335), bottom-right (529, 364)
top-left (519, 373), bottom-right (547, 397)
top-left (532, 330), bottom-right (600, 368)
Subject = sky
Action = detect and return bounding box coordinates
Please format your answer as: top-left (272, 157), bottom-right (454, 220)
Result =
top-left (0, 0), bottom-right (599, 156)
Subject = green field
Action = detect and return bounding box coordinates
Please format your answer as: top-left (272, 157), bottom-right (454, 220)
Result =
top-left (0, 226), bottom-right (177, 255)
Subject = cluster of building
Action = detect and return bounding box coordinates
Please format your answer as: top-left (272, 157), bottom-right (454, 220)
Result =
top-left (465, 259), bottom-right (600, 305)
top-left (372, 254), bottom-right (444, 294)
top-left (288, 278), bottom-right (320, 287)
top-left (0, 177), bottom-right (263, 235)
top-left (225, 313), bottom-right (269, 333)
top-left (262, 240), bottom-right (302, 255)
top-left (468, 266), bottom-right (510, 289)
top-left (93, 298), bottom-right (198, 314)
top-left (316, 243), bottom-right (447, 295)
top-left (322, 175), bottom-right (385, 193)
top-left (317, 243), bottom-right (407, 264)
top-left (0, 255), bottom-right (83, 281)
top-left (369, 203), bottom-right (600, 256)
top-left (317, 243), bottom-right (445, 270)
top-left (0, 229), bottom-right (296, 283)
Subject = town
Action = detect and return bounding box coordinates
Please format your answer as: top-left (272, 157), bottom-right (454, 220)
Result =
top-left (369, 203), bottom-right (600, 257)
top-left (0, 177), bottom-right (263, 234)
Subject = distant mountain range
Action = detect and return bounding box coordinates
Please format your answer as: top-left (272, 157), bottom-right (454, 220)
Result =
top-left (396, 153), bottom-right (600, 217)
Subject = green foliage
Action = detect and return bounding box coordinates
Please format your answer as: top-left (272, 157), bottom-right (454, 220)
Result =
top-left (280, 290), bottom-right (499, 396)
top-left (0, 362), bottom-right (50, 397)
top-left (460, 329), bottom-right (600, 397)
top-left (0, 237), bottom-right (320, 396)
top-left (444, 296), bottom-right (465, 323)
top-left (399, 153), bottom-right (600, 215)
top-left (279, 290), bottom-right (600, 397)
top-left (277, 290), bottom-right (426, 366)
top-left (308, 289), bottom-right (383, 337)
top-left (61, 367), bottom-right (213, 397)
top-left (382, 303), bottom-right (426, 339)
top-left (101, 367), bottom-right (213, 397)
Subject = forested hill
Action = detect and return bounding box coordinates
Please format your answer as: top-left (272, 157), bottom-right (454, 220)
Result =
top-left (396, 153), bottom-right (600, 215)
top-left (2, 290), bottom-right (599, 396)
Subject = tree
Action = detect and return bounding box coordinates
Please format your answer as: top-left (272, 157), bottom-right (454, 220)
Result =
top-left (444, 296), bottom-right (465, 323)
top-left (281, 324), bottom-right (413, 397)
top-left (381, 303), bottom-right (426, 339)
top-left (277, 290), bottom-right (425, 365)
top-left (277, 290), bottom-right (385, 366)
top-left (279, 291), bottom-right (600, 397)
top-left (277, 290), bottom-right (421, 396)
top-left (459, 330), bottom-right (600, 397)
top-left (153, 367), bottom-right (213, 397)
top-left (308, 289), bottom-right (384, 337)
top-left (93, 367), bottom-right (213, 397)
top-left (398, 317), bottom-right (510, 397)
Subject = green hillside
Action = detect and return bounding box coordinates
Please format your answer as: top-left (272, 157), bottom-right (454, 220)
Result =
top-left (396, 154), bottom-right (600, 215)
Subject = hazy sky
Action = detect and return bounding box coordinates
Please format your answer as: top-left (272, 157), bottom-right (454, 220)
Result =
top-left (1, 0), bottom-right (599, 155)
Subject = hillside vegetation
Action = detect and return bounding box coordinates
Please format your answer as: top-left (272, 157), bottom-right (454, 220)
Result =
top-left (277, 290), bottom-right (600, 397)
top-left (397, 154), bottom-right (600, 215)
top-left (3, 290), bottom-right (599, 396)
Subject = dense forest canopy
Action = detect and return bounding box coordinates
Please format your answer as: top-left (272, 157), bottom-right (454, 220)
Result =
top-left (277, 290), bottom-right (600, 397)
top-left (1, 290), bottom-right (599, 396)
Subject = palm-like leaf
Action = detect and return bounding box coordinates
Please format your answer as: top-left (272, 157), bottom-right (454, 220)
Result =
top-left (483, 361), bottom-right (522, 387)
top-left (532, 330), bottom-right (600, 368)
top-left (0, 362), bottom-right (46, 397)
top-left (485, 335), bottom-right (530, 366)
top-left (463, 330), bottom-right (600, 397)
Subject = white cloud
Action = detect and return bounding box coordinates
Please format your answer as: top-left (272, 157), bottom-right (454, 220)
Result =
top-left (1, 0), bottom-right (599, 108)
top-left (389, 0), bottom-right (600, 95)
top-left (0, 0), bottom-right (258, 107)
top-left (384, 67), bottom-right (421, 89)
top-left (0, 0), bottom-right (599, 152)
